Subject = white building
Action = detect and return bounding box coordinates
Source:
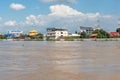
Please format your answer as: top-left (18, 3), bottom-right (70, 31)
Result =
top-left (8, 30), bottom-right (23, 37)
top-left (80, 26), bottom-right (94, 34)
top-left (46, 28), bottom-right (69, 39)
top-left (69, 33), bottom-right (80, 37)
top-left (80, 26), bottom-right (101, 34)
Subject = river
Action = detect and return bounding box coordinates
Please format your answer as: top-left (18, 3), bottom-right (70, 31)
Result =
top-left (0, 41), bottom-right (120, 80)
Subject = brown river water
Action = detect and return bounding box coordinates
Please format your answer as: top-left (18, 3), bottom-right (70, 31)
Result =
top-left (0, 41), bottom-right (120, 80)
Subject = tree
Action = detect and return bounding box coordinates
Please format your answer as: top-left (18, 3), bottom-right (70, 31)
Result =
top-left (28, 33), bottom-right (43, 40)
top-left (92, 29), bottom-right (109, 38)
top-left (36, 33), bottom-right (43, 39)
top-left (75, 31), bottom-right (78, 34)
top-left (116, 28), bottom-right (120, 34)
top-left (0, 35), bottom-right (7, 39)
top-left (80, 31), bottom-right (88, 38)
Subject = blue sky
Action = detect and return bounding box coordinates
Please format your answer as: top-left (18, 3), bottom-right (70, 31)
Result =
top-left (0, 0), bottom-right (120, 33)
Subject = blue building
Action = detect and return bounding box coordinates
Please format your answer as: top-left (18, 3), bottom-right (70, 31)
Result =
top-left (5, 30), bottom-right (23, 38)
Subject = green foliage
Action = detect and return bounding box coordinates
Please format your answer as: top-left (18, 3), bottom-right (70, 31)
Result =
top-left (46, 38), bottom-right (60, 41)
top-left (116, 28), bottom-right (120, 34)
top-left (28, 33), bottom-right (43, 40)
top-left (80, 31), bottom-right (89, 38)
top-left (36, 33), bottom-right (43, 39)
top-left (64, 37), bottom-right (74, 41)
top-left (92, 29), bottom-right (109, 38)
top-left (0, 35), bottom-right (7, 39)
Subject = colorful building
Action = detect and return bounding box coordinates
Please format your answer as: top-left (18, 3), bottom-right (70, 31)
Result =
top-left (29, 30), bottom-right (39, 36)
top-left (7, 30), bottom-right (23, 38)
top-left (110, 32), bottom-right (120, 38)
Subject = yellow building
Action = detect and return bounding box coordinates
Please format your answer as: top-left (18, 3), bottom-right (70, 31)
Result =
top-left (29, 30), bottom-right (39, 36)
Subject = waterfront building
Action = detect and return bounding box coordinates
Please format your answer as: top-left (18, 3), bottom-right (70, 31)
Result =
top-left (8, 30), bottom-right (23, 38)
top-left (110, 32), bottom-right (120, 38)
top-left (80, 26), bottom-right (94, 34)
top-left (80, 26), bottom-right (101, 35)
top-left (29, 30), bottom-right (39, 36)
top-left (69, 33), bottom-right (80, 37)
top-left (46, 28), bottom-right (69, 39)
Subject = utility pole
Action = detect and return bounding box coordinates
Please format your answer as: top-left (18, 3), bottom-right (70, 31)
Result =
top-left (97, 19), bottom-right (100, 28)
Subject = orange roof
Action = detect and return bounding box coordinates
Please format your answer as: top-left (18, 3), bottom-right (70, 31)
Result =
top-left (90, 34), bottom-right (98, 37)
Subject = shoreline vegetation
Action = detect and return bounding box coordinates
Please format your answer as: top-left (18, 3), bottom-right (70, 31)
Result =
top-left (1, 28), bottom-right (120, 42)
top-left (1, 38), bottom-right (120, 41)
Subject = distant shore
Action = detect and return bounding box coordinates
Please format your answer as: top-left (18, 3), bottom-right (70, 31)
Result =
top-left (1, 38), bottom-right (120, 41)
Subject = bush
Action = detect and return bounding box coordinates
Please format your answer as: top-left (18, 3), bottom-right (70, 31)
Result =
top-left (64, 37), bottom-right (74, 41)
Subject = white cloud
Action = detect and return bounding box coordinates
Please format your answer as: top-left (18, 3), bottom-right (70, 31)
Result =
top-left (23, 5), bottom-right (114, 31)
top-left (49, 4), bottom-right (82, 17)
top-left (41, 0), bottom-right (77, 4)
top-left (102, 15), bottom-right (113, 19)
top-left (10, 3), bottom-right (26, 11)
top-left (10, 4), bottom-right (115, 33)
top-left (25, 15), bottom-right (47, 26)
top-left (49, 4), bottom-right (102, 21)
top-left (86, 13), bottom-right (100, 19)
top-left (4, 21), bottom-right (16, 26)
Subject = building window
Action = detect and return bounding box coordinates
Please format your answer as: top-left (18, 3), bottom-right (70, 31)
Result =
top-left (61, 32), bottom-right (63, 34)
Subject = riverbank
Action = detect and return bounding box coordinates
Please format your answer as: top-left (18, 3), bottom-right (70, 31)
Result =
top-left (1, 38), bottom-right (120, 41)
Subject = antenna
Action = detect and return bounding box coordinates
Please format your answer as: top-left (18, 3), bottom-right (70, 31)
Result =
top-left (97, 19), bottom-right (100, 28)
top-left (95, 19), bottom-right (101, 30)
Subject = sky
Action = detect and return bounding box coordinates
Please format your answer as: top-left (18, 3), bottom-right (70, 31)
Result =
top-left (0, 0), bottom-right (120, 34)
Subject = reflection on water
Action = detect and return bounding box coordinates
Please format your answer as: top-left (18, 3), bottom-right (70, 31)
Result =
top-left (0, 41), bottom-right (120, 80)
